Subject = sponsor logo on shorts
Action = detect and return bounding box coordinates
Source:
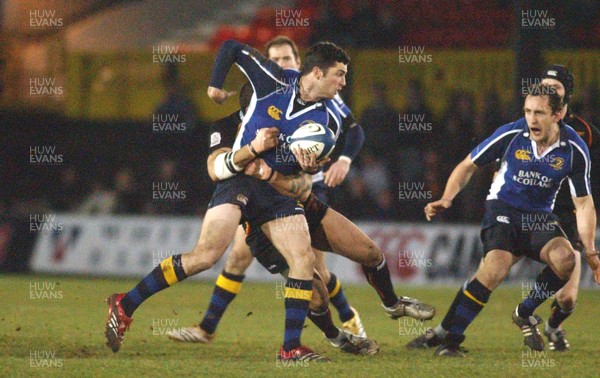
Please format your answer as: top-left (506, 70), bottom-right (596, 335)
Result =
top-left (496, 216), bottom-right (510, 224)
top-left (237, 194), bottom-right (248, 205)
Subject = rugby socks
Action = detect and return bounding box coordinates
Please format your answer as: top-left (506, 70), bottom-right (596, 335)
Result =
top-left (283, 278), bottom-right (313, 351)
top-left (120, 255), bottom-right (187, 317)
top-left (199, 271), bottom-right (245, 334)
top-left (441, 279), bottom-right (491, 337)
top-left (307, 308), bottom-right (339, 339)
top-left (362, 256), bottom-right (398, 307)
top-left (326, 273), bottom-right (354, 322)
top-left (547, 299), bottom-right (575, 330)
top-left (518, 266), bottom-right (567, 318)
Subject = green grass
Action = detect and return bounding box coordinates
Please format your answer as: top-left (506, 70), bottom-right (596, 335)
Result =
top-left (1, 274), bottom-right (598, 377)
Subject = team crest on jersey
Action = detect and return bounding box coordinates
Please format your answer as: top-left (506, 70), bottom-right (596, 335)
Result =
top-left (549, 156), bottom-right (564, 170)
top-left (236, 194), bottom-right (248, 205)
top-left (268, 105), bottom-right (283, 120)
top-left (515, 149), bottom-right (532, 161)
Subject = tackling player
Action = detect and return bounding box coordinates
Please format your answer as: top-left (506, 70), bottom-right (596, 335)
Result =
top-left (407, 83), bottom-right (599, 357)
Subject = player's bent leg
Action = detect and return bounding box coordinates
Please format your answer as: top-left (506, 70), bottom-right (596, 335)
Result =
top-left (105, 204), bottom-right (240, 352)
top-left (319, 208), bottom-right (435, 320)
top-left (182, 204), bottom-right (243, 276)
top-left (545, 250), bottom-right (580, 351)
top-left (515, 238), bottom-right (574, 352)
top-left (314, 249), bottom-right (365, 336)
top-left (431, 250), bottom-right (516, 357)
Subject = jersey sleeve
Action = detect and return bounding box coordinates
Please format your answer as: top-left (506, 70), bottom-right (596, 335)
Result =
top-left (567, 139), bottom-right (592, 197)
top-left (208, 113), bottom-right (240, 154)
top-left (470, 121), bottom-right (524, 167)
top-left (209, 39), bottom-right (284, 98)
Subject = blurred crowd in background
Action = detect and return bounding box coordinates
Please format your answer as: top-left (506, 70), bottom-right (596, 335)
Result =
top-left (10, 73), bottom-right (600, 224)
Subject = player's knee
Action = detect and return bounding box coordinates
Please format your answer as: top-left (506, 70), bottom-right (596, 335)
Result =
top-left (225, 246), bottom-right (253, 274)
top-left (362, 242), bottom-right (382, 268)
top-left (288, 246), bottom-right (315, 271)
top-left (554, 248), bottom-right (575, 278)
top-left (557, 295), bottom-right (576, 311)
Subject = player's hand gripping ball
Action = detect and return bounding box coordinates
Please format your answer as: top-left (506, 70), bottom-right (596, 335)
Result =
top-left (289, 122), bottom-right (336, 161)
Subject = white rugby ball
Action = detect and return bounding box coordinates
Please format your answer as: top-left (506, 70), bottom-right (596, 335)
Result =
top-left (289, 122), bottom-right (336, 161)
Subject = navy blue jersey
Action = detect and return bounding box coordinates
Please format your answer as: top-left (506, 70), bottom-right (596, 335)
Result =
top-left (470, 117), bottom-right (591, 213)
top-left (210, 40), bottom-right (347, 176)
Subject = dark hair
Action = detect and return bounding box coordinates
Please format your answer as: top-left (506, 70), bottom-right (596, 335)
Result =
top-left (239, 81), bottom-right (253, 110)
top-left (526, 83), bottom-right (563, 114)
top-left (300, 42), bottom-right (350, 76)
top-left (265, 35), bottom-right (300, 60)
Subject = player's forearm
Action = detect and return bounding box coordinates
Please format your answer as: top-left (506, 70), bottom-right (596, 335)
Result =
top-left (575, 198), bottom-right (597, 252)
top-left (441, 157), bottom-right (477, 201)
top-left (269, 171), bottom-right (312, 202)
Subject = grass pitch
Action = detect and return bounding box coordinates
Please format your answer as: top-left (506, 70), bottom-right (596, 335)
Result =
top-left (1, 274), bottom-right (598, 377)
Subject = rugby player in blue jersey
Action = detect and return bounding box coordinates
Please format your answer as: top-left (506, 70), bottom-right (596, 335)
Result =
top-left (167, 37), bottom-right (368, 345)
top-left (521, 65), bottom-right (599, 351)
top-left (406, 83), bottom-right (599, 357)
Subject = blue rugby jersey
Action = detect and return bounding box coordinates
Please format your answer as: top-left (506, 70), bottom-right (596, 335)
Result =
top-left (209, 40), bottom-right (346, 176)
top-left (470, 117), bottom-right (591, 213)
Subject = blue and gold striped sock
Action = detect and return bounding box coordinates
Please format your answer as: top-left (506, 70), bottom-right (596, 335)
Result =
top-left (518, 266), bottom-right (567, 318)
top-left (326, 273), bottom-right (354, 322)
top-left (283, 278), bottom-right (313, 351)
top-left (441, 278), bottom-right (491, 336)
top-left (120, 255), bottom-right (187, 317)
top-left (199, 271), bottom-right (245, 334)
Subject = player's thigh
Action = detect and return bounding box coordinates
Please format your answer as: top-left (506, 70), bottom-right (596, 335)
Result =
top-left (313, 248), bottom-right (331, 284)
top-left (261, 214), bottom-right (313, 267)
top-left (474, 249), bottom-right (520, 290)
top-left (224, 225), bottom-right (254, 274)
top-left (192, 204), bottom-right (241, 262)
top-left (556, 250), bottom-right (581, 304)
top-left (320, 208), bottom-right (380, 266)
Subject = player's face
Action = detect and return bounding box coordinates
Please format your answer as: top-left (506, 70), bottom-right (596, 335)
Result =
top-left (523, 95), bottom-right (560, 144)
top-left (267, 44), bottom-right (300, 70)
top-left (317, 63), bottom-right (347, 99)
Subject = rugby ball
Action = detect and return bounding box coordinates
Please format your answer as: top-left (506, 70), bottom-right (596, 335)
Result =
top-left (289, 122), bottom-right (336, 161)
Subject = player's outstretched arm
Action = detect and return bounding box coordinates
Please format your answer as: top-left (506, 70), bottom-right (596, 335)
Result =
top-left (207, 127), bottom-right (279, 182)
top-left (424, 154), bottom-right (478, 221)
top-left (244, 159), bottom-right (312, 202)
top-left (572, 195), bottom-right (600, 284)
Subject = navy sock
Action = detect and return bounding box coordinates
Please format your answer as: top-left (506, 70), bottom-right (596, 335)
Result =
top-left (548, 299), bottom-right (575, 329)
top-left (283, 278), bottom-right (313, 351)
top-left (518, 267), bottom-right (567, 318)
top-left (326, 273), bottom-right (354, 322)
top-left (199, 270), bottom-right (245, 334)
top-left (121, 254), bottom-right (187, 317)
top-left (441, 279), bottom-right (491, 336)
